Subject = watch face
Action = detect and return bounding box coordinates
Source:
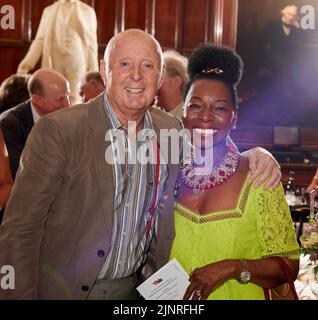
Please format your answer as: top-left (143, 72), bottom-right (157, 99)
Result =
top-left (240, 270), bottom-right (251, 283)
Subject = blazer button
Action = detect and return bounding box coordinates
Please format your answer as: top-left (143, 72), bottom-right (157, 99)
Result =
top-left (97, 250), bottom-right (105, 257)
top-left (81, 285), bottom-right (90, 292)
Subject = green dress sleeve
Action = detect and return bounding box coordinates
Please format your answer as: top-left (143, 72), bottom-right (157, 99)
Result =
top-left (253, 183), bottom-right (300, 260)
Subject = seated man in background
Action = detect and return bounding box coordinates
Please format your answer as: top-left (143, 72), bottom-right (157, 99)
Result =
top-left (78, 71), bottom-right (105, 103)
top-left (0, 69), bottom-right (70, 179)
top-left (155, 50), bottom-right (188, 120)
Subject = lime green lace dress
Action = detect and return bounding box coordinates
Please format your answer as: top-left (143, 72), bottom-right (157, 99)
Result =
top-left (169, 175), bottom-right (299, 300)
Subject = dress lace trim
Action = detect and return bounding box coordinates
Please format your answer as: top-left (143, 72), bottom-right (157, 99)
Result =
top-left (262, 249), bottom-right (300, 259)
top-left (175, 175), bottom-right (253, 224)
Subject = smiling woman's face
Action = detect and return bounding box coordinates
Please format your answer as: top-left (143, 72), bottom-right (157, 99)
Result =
top-left (183, 78), bottom-right (237, 149)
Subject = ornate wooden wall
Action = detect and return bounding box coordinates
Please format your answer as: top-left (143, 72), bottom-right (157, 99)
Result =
top-left (0, 0), bottom-right (238, 83)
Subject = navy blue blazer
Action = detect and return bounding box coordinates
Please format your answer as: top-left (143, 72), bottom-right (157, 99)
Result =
top-left (0, 100), bottom-right (34, 179)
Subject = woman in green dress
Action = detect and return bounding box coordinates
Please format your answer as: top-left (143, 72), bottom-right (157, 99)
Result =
top-left (169, 44), bottom-right (299, 300)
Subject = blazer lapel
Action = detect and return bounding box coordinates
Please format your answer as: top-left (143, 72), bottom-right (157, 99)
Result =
top-left (88, 94), bottom-right (115, 237)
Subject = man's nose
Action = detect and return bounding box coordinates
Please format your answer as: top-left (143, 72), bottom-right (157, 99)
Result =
top-left (131, 66), bottom-right (142, 81)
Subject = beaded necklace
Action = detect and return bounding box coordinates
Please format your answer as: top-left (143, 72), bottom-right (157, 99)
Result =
top-left (180, 143), bottom-right (240, 195)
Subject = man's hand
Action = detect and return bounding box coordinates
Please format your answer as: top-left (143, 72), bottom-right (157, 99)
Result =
top-left (307, 170), bottom-right (318, 193)
top-left (307, 181), bottom-right (317, 193)
top-left (244, 147), bottom-right (281, 190)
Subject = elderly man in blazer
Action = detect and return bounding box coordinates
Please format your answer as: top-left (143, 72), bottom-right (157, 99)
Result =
top-left (17, 0), bottom-right (98, 104)
top-left (0, 29), bottom-right (281, 300)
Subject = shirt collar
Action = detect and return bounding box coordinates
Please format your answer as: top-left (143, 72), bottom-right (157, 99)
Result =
top-left (103, 93), bottom-right (123, 130)
top-left (103, 93), bottom-right (156, 142)
top-left (30, 101), bottom-right (41, 123)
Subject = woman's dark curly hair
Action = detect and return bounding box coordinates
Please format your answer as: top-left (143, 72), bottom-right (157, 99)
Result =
top-left (0, 74), bottom-right (31, 114)
top-left (184, 43), bottom-right (243, 107)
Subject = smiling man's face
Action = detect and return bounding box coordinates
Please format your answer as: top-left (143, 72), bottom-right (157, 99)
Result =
top-left (102, 31), bottom-right (163, 116)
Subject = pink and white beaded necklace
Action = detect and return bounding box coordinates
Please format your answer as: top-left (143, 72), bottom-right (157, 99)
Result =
top-left (180, 142), bottom-right (240, 195)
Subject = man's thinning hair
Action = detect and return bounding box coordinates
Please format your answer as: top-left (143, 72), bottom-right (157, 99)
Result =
top-left (163, 50), bottom-right (188, 94)
top-left (28, 77), bottom-right (44, 97)
top-left (83, 71), bottom-right (104, 85)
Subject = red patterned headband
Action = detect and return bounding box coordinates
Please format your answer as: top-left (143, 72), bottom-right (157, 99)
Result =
top-left (201, 67), bottom-right (224, 75)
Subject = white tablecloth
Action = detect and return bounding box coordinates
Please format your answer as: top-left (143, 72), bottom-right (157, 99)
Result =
top-left (294, 254), bottom-right (318, 300)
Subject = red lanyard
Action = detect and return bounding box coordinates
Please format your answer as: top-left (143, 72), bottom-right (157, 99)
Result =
top-left (146, 140), bottom-right (160, 239)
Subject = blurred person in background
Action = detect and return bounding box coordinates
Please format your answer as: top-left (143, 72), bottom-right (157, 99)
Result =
top-left (0, 74), bottom-right (31, 114)
top-left (0, 69), bottom-right (70, 179)
top-left (155, 50), bottom-right (188, 120)
top-left (78, 71), bottom-right (105, 103)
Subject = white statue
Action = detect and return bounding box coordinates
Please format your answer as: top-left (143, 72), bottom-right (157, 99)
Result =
top-left (17, 0), bottom-right (98, 104)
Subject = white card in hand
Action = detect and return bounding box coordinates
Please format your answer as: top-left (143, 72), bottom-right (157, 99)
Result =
top-left (137, 258), bottom-right (190, 300)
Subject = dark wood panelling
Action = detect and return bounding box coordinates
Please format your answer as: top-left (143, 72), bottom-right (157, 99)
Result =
top-left (300, 128), bottom-right (318, 151)
top-left (222, 0), bottom-right (238, 48)
top-left (174, 0), bottom-right (184, 51)
top-left (0, 46), bottom-right (24, 69)
top-left (212, 0), bottom-right (223, 45)
top-left (145, 0), bottom-right (155, 35)
top-left (125, 0), bottom-right (146, 30)
top-left (183, 0), bottom-right (209, 53)
top-left (0, 0), bottom-right (238, 83)
top-left (154, 0), bottom-right (178, 49)
top-left (93, 0), bottom-right (116, 48)
top-left (29, 0), bottom-right (53, 40)
top-left (114, 0), bottom-right (125, 34)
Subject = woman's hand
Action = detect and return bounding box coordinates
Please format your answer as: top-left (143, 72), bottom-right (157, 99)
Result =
top-left (183, 260), bottom-right (237, 300)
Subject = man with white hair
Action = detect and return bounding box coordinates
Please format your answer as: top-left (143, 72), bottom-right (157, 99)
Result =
top-left (281, 5), bottom-right (300, 32)
top-left (260, 4), bottom-right (304, 74)
top-left (155, 50), bottom-right (188, 120)
top-left (254, 4), bottom-right (308, 126)
top-left (78, 71), bottom-right (105, 103)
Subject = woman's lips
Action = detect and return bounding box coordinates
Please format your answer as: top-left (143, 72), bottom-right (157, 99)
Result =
top-left (193, 128), bottom-right (219, 136)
